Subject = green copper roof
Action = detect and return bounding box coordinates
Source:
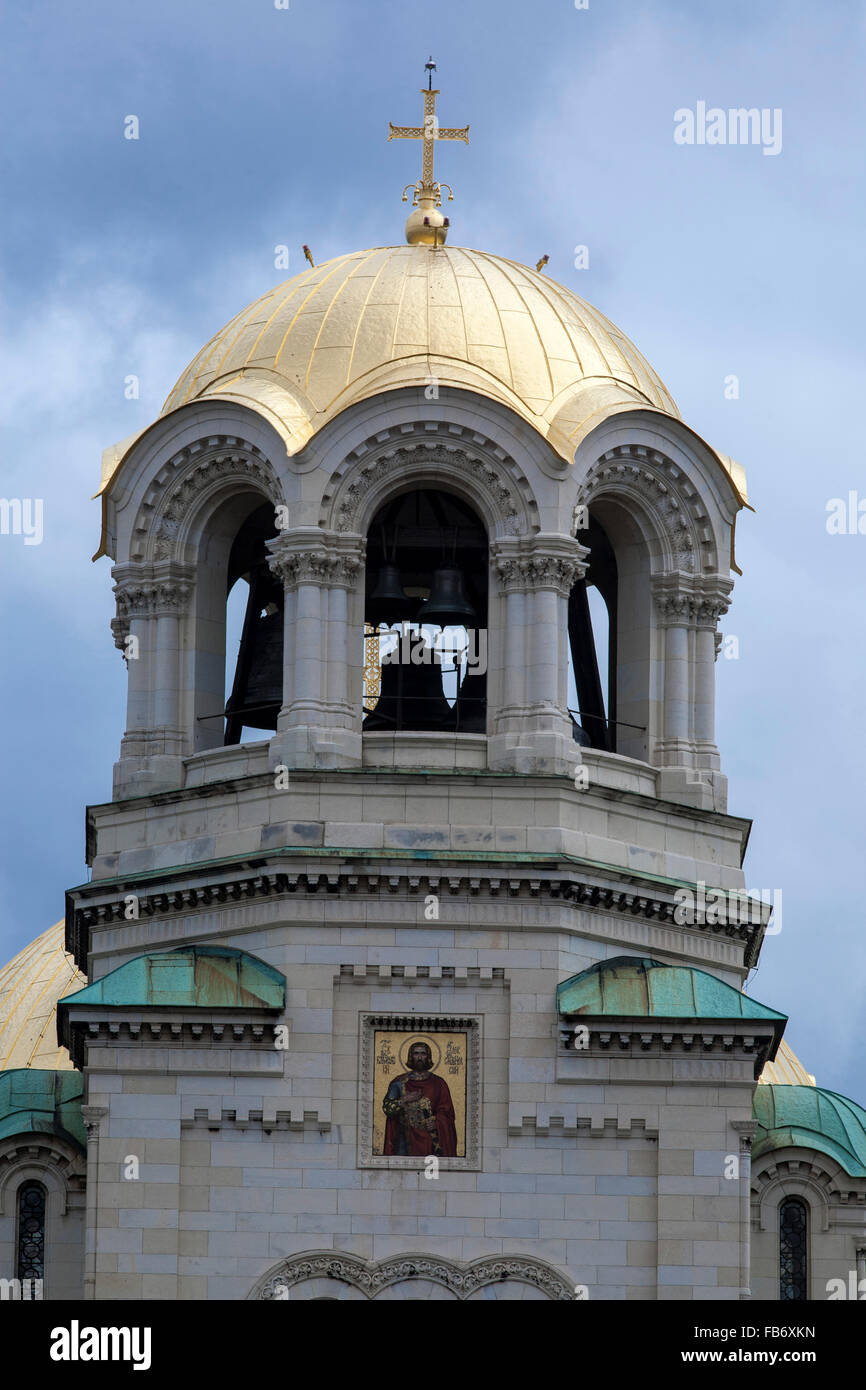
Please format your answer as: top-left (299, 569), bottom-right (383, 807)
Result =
top-left (0, 1069), bottom-right (85, 1149)
top-left (557, 956), bottom-right (787, 1023)
top-left (59, 946), bottom-right (285, 1012)
top-left (753, 1085), bottom-right (866, 1177)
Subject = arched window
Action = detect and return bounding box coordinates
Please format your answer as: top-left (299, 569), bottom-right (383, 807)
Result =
top-left (779, 1197), bottom-right (808, 1300)
top-left (223, 502), bottom-right (283, 745)
top-left (17, 1181), bottom-right (46, 1283)
top-left (363, 489), bottom-right (488, 734)
top-left (568, 513), bottom-right (617, 751)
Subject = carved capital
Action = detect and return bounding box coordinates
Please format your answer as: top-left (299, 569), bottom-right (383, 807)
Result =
top-left (267, 531), bottom-right (365, 591)
top-left (651, 574), bottom-right (733, 628)
top-left (112, 563), bottom-right (195, 636)
top-left (492, 535), bottom-right (588, 597)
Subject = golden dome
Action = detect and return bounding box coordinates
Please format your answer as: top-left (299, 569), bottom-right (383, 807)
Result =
top-left (161, 244), bottom-right (679, 463)
top-left (0, 922), bottom-right (86, 1071)
top-left (94, 244), bottom-right (750, 560)
top-left (759, 1038), bottom-right (816, 1087)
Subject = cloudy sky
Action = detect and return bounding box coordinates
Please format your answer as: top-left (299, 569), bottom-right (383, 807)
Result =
top-left (1, 0), bottom-right (864, 1098)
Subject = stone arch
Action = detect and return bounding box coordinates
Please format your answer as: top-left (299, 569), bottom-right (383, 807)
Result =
top-left (131, 435), bottom-right (281, 566)
top-left (752, 1155), bottom-right (834, 1236)
top-left (0, 1137), bottom-right (86, 1300)
top-left (0, 1136), bottom-right (85, 1219)
top-left (574, 444), bottom-right (718, 577)
top-left (570, 445), bottom-right (732, 789)
top-left (248, 1250), bottom-right (577, 1301)
top-left (321, 425), bottom-right (540, 541)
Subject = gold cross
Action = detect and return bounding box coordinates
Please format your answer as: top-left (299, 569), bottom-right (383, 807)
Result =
top-left (388, 85), bottom-right (469, 205)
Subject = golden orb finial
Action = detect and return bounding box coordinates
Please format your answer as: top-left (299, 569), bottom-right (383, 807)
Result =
top-left (388, 60), bottom-right (469, 246)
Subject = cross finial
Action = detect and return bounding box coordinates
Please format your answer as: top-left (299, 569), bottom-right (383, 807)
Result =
top-left (388, 61), bottom-right (469, 246)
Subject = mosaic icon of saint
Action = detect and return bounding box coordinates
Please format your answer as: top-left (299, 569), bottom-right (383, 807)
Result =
top-left (382, 1041), bottom-right (457, 1157)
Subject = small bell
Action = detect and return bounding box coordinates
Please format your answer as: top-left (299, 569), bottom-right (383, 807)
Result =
top-left (366, 562), bottom-right (416, 627)
top-left (418, 564), bottom-right (476, 625)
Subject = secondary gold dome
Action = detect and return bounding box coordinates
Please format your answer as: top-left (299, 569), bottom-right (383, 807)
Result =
top-left (160, 245), bottom-right (679, 462)
top-left (0, 922), bottom-right (85, 1071)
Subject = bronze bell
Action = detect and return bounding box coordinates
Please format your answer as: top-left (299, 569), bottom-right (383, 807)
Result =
top-left (454, 667), bottom-right (486, 732)
top-left (363, 639), bottom-right (456, 731)
top-left (366, 562), bottom-right (416, 627)
top-left (224, 569), bottom-right (284, 744)
top-left (418, 563), bottom-right (476, 625)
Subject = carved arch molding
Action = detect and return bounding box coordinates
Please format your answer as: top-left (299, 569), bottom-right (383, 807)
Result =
top-left (130, 426), bottom-right (540, 563)
top-left (131, 436), bottom-right (281, 563)
top-left (321, 425), bottom-right (540, 536)
top-left (250, 1251), bottom-right (577, 1301)
top-left (575, 443), bottom-right (720, 574)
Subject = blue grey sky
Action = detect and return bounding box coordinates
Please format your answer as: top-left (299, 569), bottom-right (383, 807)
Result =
top-left (1, 0), bottom-right (864, 1097)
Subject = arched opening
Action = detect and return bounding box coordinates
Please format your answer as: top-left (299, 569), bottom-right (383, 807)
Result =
top-left (223, 503), bottom-right (283, 745)
top-left (191, 492), bottom-right (282, 752)
top-left (16, 1180), bottom-right (46, 1283)
top-left (779, 1197), bottom-right (808, 1301)
top-left (568, 513), bottom-right (617, 752)
top-left (362, 489), bottom-right (488, 734)
top-left (567, 499), bottom-right (653, 764)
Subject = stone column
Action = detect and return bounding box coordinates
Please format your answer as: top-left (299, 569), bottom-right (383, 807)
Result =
top-left (267, 529), bottom-right (364, 769)
top-left (112, 562), bottom-right (195, 798)
top-left (732, 1120), bottom-right (758, 1300)
top-left (81, 1105), bottom-right (107, 1301)
top-left (694, 589), bottom-right (731, 770)
top-left (652, 574), bottom-right (731, 812)
top-left (489, 535), bottom-right (587, 775)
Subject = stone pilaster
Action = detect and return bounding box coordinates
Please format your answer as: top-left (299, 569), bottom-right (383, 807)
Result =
top-left (488, 534), bottom-right (588, 775)
top-left (651, 573), bottom-right (732, 811)
top-left (267, 528), bottom-right (365, 769)
top-left (81, 1105), bottom-right (107, 1302)
top-left (112, 562), bottom-right (195, 798)
top-left (732, 1120), bottom-right (758, 1300)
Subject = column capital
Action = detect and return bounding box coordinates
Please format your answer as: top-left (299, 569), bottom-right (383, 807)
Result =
top-left (267, 529), bottom-right (365, 591)
top-left (112, 561), bottom-right (196, 623)
top-left (651, 572), bottom-right (733, 627)
top-left (491, 533), bottom-right (589, 597)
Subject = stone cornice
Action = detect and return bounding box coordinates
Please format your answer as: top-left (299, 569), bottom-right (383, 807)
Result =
top-left (555, 1017), bottom-right (782, 1081)
top-left (66, 854), bottom-right (764, 974)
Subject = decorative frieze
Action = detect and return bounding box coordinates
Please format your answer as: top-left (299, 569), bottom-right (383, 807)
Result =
top-left (253, 1250), bottom-right (577, 1301)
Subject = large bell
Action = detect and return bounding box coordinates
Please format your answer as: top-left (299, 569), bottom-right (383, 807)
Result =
top-left (363, 643), bottom-right (456, 731)
top-left (454, 667), bottom-right (486, 732)
top-left (418, 563), bottom-right (476, 625)
top-left (366, 562), bottom-right (416, 627)
top-left (224, 570), bottom-right (283, 744)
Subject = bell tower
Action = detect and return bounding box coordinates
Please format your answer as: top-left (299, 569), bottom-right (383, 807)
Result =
top-left (65, 70), bottom-right (781, 1303)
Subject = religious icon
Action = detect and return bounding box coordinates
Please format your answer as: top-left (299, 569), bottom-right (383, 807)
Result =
top-left (370, 1029), bottom-right (467, 1159)
top-left (382, 1040), bottom-right (457, 1157)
